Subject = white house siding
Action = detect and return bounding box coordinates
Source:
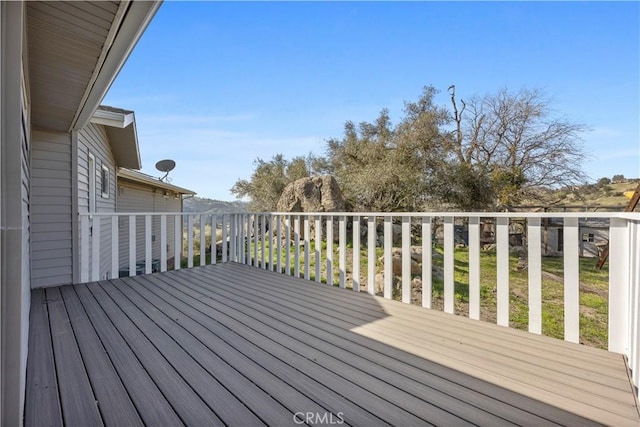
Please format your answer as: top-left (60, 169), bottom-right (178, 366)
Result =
top-left (1, 3), bottom-right (30, 424)
top-left (116, 180), bottom-right (182, 272)
top-left (30, 130), bottom-right (73, 287)
top-left (77, 123), bottom-right (117, 279)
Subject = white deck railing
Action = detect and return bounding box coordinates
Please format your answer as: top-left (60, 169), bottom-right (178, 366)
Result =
top-left (79, 211), bottom-right (640, 397)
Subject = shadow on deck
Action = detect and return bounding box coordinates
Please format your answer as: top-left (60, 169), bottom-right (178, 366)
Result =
top-left (25, 263), bottom-right (640, 426)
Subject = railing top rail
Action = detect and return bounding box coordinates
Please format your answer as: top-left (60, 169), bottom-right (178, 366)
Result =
top-left (79, 211), bottom-right (640, 220)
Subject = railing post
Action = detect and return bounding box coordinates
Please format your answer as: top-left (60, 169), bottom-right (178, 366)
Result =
top-left (401, 216), bottom-right (411, 304)
top-left (174, 214), bottom-right (181, 270)
top-left (496, 216), bottom-right (509, 326)
top-left (383, 216), bottom-right (392, 299)
top-left (564, 217), bottom-right (580, 343)
top-left (339, 215), bottom-right (346, 289)
top-left (229, 214), bottom-right (236, 263)
top-left (443, 216), bottom-right (454, 313)
top-left (129, 215), bottom-right (136, 277)
top-left (352, 215), bottom-right (360, 292)
top-left (527, 217), bottom-right (542, 334)
top-left (609, 217), bottom-right (630, 354)
top-left (628, 220), bottom-right (639, 393)
top-left (160, 215), bottom-right (167, 272)
top-left (81, 215), bottom-right (90, 283)
top-left (187, 215), bottom-right (194, 268)
top-left (468, 216), bottom-right (480, 319)
top-left (421, 217), bottom-right (432, 308)
top-left (367, 216), bottom-right (376, 295)
top-left (111, 216), bottom-right (119, 279)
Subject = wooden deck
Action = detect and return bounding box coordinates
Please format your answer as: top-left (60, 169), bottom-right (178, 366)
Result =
top-left (26, 263), bottom-right (639, 426)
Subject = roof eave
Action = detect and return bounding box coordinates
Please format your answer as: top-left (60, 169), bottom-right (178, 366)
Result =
top-left (71, 1), bottom-right (162, 132)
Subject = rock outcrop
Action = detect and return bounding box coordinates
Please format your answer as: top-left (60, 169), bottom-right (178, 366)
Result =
top-left (276, 175), bottom-right (345, 213)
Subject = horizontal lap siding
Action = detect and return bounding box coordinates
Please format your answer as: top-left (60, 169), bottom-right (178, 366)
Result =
top-left (78, 123), bottom-right (116, 280)
top-left (116, 181), bottom-right (180, 270)
top-left (30, 130), bottom-right (73, 287)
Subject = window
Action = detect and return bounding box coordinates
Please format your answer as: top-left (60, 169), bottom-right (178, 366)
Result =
top-left (101, 164), bottom-right (109, 198)
top-left (88, 153), bottom-right (96, 213)
top-left (582, 233), bottom-right (595, 243)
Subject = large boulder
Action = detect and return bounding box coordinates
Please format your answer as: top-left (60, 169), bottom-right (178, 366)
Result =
top-left (276, 175), bottom-right (346, 213)
top-left (276, 176), bottom-right (345, 242)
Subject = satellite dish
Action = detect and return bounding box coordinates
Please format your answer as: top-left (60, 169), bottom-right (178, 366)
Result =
top-left (155, 159), bottom-right (176, 182)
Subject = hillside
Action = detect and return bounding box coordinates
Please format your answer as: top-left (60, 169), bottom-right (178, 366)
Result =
top-left (527, 180), bottom-right (639, 210)
top-left (183, 197), bottom-right (248, 214)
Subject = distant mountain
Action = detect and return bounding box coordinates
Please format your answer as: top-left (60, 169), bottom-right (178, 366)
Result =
top-left (183, 197), bottom-right (248, 214)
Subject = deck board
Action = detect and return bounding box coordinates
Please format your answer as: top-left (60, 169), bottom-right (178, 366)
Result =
top-left (26, 263), bottom-right (640, 426)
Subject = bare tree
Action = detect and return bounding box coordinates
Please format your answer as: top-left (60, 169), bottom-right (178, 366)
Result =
top-left (448, 86), bottom-right (587, 206)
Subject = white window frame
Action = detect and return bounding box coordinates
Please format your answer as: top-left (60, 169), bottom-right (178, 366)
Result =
top-left (88, 152), bottom-right (96, 213)
top-left (101, 163), bottom-right (109, 199)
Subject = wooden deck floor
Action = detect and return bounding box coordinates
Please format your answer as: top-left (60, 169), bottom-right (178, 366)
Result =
top-left (26, 263), bottom-right (639, 426)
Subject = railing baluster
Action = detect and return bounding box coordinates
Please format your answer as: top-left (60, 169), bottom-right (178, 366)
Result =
top-left (304, 216), bottom-right (310, 280)
top-left (421, 217), bottom-right (432, 309)
top-left (111, 216), bottom-right (119, 279)
top-left (230, 215), bottom-right (236, 262)
top-left (174, 215), bottom-right (181, 270)
top-left (383, 216), bottom-right (392, 299)
top-left (222, 214), bottom-right (228, 263)
top-left (211, 214), bottom-right (217, 265)
top-left (240, 214), bottom-right (246, 264)
top-left (367, 216), bottom-right (376, 295)
top-left (129, 215), bottom-right (136, 277)
top-left (200, 214), bottom-right (206, 266)
top-left (352, 215), bottom-right (360, 292)
top-left (339, 215), bottom-right (346, 289)
top-left (145, 215), bottom-right (152, 274)
top-left (268, 215), bottom-right (274, 271)
top-left (402, 216), bottom-right (411, 303)
top-left (315, 216), bottom-right (322, 282)
top-left (527, 217), bottom-right (542, 334)
top-left (81, 215), bottom-right (90, 283)
top-left (327, 216), bottom-right (333, 286)
top-left (564, 217), bottom-right (580, 343)
top-left (443, 216), bottom-right (454, 313)
top-left (160, 215), bottom-right (167, 272)
top-left (187, 215), bottom-right (194, 268)
top-left (294, 215), bottom-right (300, 277)
top-left (261, 214), bottom-right (266, 269)
top-left (285, 215), bottom-right (291, 275)
top-left (277, 215), bottom-right (282, 273)
top-left (496, 216), bottom-right (509, 326)
top-left (253, 214), bottom-right (259, 267)
top-left (468, 217), bottom-right (480, 319)
top-left (91, 217), bottom-right (101, 281)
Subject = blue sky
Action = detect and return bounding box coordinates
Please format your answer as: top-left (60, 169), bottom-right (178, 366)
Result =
top-left (103, 1), bottom-right (640, 200)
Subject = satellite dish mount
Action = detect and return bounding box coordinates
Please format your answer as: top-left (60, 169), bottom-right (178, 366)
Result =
top-left (155, 159), bottom-right (176, 182)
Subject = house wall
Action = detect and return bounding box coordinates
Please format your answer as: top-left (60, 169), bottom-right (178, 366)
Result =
top-left (77, 123), bottom-right (117, 280)
top-left (579, 227), bottom-right (609, 258)
top-left (30, 130), bottom-right (73, 287)
top-left (1, 2), bottom-right (30, 424)
top-left (116, 180), bottom-right (182, 272)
